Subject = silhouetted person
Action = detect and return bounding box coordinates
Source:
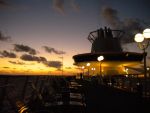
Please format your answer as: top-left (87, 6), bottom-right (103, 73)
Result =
top-left (80, 73), bottom-right (83, 79)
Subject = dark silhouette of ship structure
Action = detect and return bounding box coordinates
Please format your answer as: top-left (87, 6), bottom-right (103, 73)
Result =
top-left (89, 27), bottom-right (123, 53)
top-left (73, 27), bottom-right (144, 76)
top-left (0, 27), bottom-right (150, 113)
top-left (73, 27), bottom-right (150, 113)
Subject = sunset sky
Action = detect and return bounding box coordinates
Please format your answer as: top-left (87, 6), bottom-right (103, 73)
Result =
top-left (0, 0), bottom-right (150, 75)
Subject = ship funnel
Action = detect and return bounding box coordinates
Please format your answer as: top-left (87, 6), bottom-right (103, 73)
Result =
top-left (88, 27), bottom-right (124, 53)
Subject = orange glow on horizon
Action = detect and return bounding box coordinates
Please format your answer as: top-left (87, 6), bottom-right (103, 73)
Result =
top-left (0, 56), bottom-right (78, 75)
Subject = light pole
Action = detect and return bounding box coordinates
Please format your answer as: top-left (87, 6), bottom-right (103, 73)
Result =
top-left (134, 28), bottom-right (150, 96)
top-left (81, 66), bottom-right (85, 76)
top-left (59, 56), bottom-right (64, 76)
top-left (86, 63), bottom-right (90, 76)
top-left (91, 68), bottom-right (96, 75)
top-left (97, 56), bottom-right (104, 76)
top-left (147, 67), bottom-right (150, 78)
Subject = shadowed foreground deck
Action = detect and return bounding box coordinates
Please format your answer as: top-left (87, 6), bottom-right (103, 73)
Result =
top-left (0, 75), bottom-right (150, 113)
top-left (80, 80), bottom-right (150, 113)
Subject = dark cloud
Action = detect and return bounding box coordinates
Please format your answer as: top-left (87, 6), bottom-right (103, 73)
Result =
top-left (0, 0), bottom-right (16, 10)
top-left (52, 0), bottom-right (80, 14)
top-left (0, 0), bottom-right (8, 5)
top-left (44, 61), bottom-right (62, 69)
top-left (57, 68), bottom-right (62, 71)
top-left (0, 0), bottom-right (10, 7)
top-left (43, 46), bottom-right (66, 55)
top-left (70, 0), bottom-right (80, 12)
top-left (20, 54), bottom-right (62, 69)
top-left (14, 44), bottom-right (37, 55)
top-left (101, 6), bottom-right (145, 44)
top-left (53, 0), bottom-right (65, 14)
top-left (0, 50), bottom-right (17, 58)
top-left (20, 54), bottom-right (47, 62)
top-left (101, 6), bottom-right (121, 28)
top-left (8, 61), bottom-right (25, 65)
top-left (0, 0), bottom-right (29, 11)
top-left (122, 18), bottom-right (144, 43)
top-left (0, 31), bottom-right (11, 42)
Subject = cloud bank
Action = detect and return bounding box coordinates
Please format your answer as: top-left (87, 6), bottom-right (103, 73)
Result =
top-left (20, 54), bottom-right (62, 69)
top-left (43, 46), bottom-right (66, 55)
top-left (8, 61), bottom-right (25, 65)
top-left (14, 44), bottom-right (37, 55)
top-left (0, 42), bottom-right (63, 69)
top-left (0, 50), bottom-right (16, 58)
top-left (52, 0), bottom-right (80, 14)
top-left (70, 0), bottom-right (80, 12)
top-left (0, 31), bottom-right (11, 42)
top-left (52, 0), bottom-right (65, 14)
top-left (20, 54), bottom-right (47, 62)
top-left (44, 61), bottom-right (62, 69)
top-left (0, 0), bottom-right (10, 8)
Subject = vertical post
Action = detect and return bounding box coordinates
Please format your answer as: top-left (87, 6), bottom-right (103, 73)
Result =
top-left (143, 50), bottom-right (147, 96)
top-left (100, 62), bottom-right (102, 76)
top-left (62, 56), bottom-right (63, 76)
top-left (99, 62), bottom-right (103, 84)
top-left (86, 63), bottom-right (90, 76)
top-left (97, 56), bottom-right (104, 84)
top-left (59, 56), bottom-right (64, 76)
top-left (88, 67), bottom-right (89, 76)
top-left (134, 29), bottom-right (150, 97)
top-left (83, 69), bottom-right (84, 76)
top-left (91, 68), bottom-right (95, 75)
top-left (81, 66), bottom-right (85, 76)
top-left (97, 56), bottom-right (104, 76)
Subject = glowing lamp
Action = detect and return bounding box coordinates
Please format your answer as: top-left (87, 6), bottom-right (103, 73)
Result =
top-left (86, 63), bottom-right (90, 67)
top-left (97, 56), bottom-right (104, 61)
top-left (143, 28), bottom-right (150, 39)
top-left (134, 33), bottom-right (144, 42)
top-left (81, 66), bottom-right (85, 69)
